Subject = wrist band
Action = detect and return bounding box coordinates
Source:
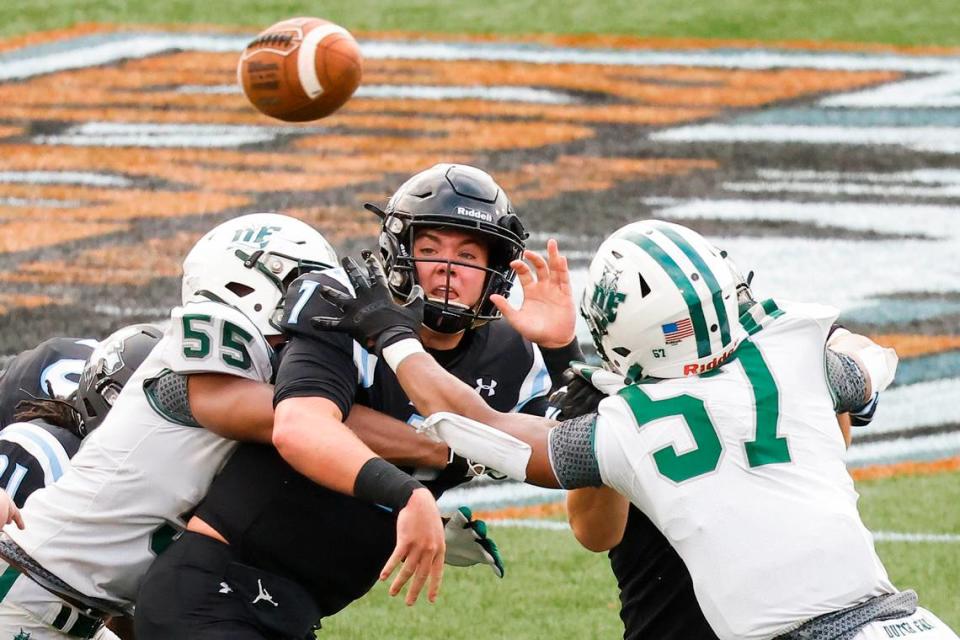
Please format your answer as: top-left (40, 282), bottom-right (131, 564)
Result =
top-left (381, 338), bottom-right (426, 372)
top-left (353, 457), bottom-right (425, 511)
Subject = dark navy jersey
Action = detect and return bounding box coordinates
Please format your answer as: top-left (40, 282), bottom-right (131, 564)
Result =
top-left (0, 337), bottom-right (98, 429)
top-left (195, 269), bottom-right (555, 616)
top-left (609, 506), bottom-right (718, 640)
top-left (0, 419), bottom-right (80, 507)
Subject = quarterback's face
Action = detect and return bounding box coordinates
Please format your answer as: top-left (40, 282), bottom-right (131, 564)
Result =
top-left (412, 228), bottom-right (490, 310)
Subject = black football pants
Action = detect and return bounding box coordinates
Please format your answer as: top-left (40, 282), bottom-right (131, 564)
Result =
top-left (135, 531), bottom-right (318, 640)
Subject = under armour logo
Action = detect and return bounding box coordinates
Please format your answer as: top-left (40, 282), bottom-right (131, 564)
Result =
top-left (219, 582), bottom-right (232, 594)
top-left (252, 579), bottom-right (279, 607)
top-left (474, 378), bottom-right (497, 397)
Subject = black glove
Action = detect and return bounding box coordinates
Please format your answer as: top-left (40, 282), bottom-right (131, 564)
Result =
top-left (312, 252), bottom-right (424, 354)
top-left (548, 368), bottom-right (606, 420)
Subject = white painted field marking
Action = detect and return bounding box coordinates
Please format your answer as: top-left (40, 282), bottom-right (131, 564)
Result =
top-left (644, 197), bottom-right (960, 239)
top-left (651, 124), bottom-right (960, 155)
top-left (872, 531), bottom-right (960, 543)
top-left (92, 304), bottom-right (169, 319)
top-left (856, 378), bottom-right (960, 436)
top-left (821, 72), bottom-right (960, 108)
top-left (6, 33), bottom-right (960, 84)
top-left (755, 168), bottom-right (960, 185)
top-left (0, 171), bottom-right (132, 187)
top-left (846, 431), bottom-right (960, 467)
top-left (0, 197), bottom-right (83, 208)
top-left (32, 122), bottom-right (322, 148)
top-left (484, 519), bottom-right (960, 542)
top-left (178, 83), bottom-right (579, 104)
top-left (723, 180), bottom-right (960, 199)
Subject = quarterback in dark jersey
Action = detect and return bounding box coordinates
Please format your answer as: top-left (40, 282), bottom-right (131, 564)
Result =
top-left (134, 164), bottom-right (582, 640)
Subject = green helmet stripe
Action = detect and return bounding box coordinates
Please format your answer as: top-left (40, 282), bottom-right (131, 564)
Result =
top-left (619, 230), bottom-right (712, 358)
top-left (653, 224), bottom-right (732, 348)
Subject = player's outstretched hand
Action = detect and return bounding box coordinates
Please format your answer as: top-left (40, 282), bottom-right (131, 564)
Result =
top-left (381, 487), bottom-right (446, 606)
top-left (0, 490), bottom-right (23, 531)
top-left (443, 506), bottom-right (505, 578)
top-left (490, 239), bottom-right (576, 349)
top-left (313, 252), bottom-right (424, 353)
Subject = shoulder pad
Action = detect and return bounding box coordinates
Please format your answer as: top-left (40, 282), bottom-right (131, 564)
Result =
top-left (774, 300), bottom-right (840, 343)
top-left (279, 268), bottom-right (355, 340)
top-left (158, 300), bottom-right (273, 381)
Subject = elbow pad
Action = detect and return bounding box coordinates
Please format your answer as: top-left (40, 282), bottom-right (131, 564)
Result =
top-left (143, 371), bottom-right (201, 427)
top-left (827, 329), bottom-right (899, 393)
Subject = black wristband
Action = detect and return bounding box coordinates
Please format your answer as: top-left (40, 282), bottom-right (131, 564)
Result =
top-left (373, 325), bottom-right (421, 355)
top-left (540, 338), bottom-right (585, 389)
top-left (353, 458), bottom-right (425, 511)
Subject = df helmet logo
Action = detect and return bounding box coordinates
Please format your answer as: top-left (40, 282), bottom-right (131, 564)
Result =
top-left (231, 225), bottom-right (282, 250)
top-left (588, 265), bottom-right (627, 333)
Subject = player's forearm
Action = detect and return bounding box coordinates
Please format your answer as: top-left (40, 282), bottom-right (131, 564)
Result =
top-left (188, 373), bottom-right (275, 444)
top-left (837, 413), bottom-right (852, 448)
top-left (345, 405), bottom-right (449, 468)
top-left (566, 487), bottom-right (629, 552)
top-left (395, 352), bottom-right (502, 423)
top-left (273, 398), bottom-right (378, 496)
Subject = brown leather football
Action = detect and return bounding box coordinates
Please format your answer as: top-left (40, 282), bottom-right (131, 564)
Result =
top-left (238, 17), bottom-right (363, 122)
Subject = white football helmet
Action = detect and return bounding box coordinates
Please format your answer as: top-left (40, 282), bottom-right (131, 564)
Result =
top-left (580, 220), bottom-right (746, 380)
top-left (181, 213), bottom-right (338, 336)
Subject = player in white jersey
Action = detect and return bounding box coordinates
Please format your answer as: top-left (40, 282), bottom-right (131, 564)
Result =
top-left (314, 220), bottom-right (958, 640)
top-left (0, 324), bottom-right (160, 639)
top-left (0, 213), bottom-right (339, 639)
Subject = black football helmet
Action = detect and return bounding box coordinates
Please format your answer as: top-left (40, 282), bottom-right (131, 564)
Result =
top-left (75, 323), bottom-right (163, 435)
top-left (367, 164), bottom-right (528, 334)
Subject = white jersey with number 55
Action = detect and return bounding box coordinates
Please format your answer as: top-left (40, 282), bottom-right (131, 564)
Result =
top-left (594, 300), bottom-right (895, 640)
top-left (6, 299), bottom-right (273, 608)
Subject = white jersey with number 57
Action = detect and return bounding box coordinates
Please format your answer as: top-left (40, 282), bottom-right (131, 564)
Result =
top-left (594, 300), bottom-right (895, 640)
top-left (6, 299), bottom-right (273, 608)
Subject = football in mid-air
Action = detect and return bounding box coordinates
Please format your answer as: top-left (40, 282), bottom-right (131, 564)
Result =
top-left (238, 17), bottom-right (363, 122)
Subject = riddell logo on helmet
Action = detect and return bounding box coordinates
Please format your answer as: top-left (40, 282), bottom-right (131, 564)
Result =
top-left (456, 206), bottom-right (493, 222)
top-left (682, 347), bottom-right (735, 376)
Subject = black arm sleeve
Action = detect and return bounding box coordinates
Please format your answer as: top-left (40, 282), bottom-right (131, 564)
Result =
top-left (540, 338), bottom-right (586, 393)
top-left (519, 396), bottom-right (551, 417)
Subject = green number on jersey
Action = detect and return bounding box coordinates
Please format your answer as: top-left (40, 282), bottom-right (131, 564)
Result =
top-left (619, 388), bottom-right (722, 483)
top-left (619, 341), bottom-right (790, 483)
top-left (739, 341), bottom-right (790, 466)
top-left (181, 315), bottom-right (254, 371)
top-left (221, 322), bottom-right (254, 370)
top-left (181, 314), bottom-right (212, 358)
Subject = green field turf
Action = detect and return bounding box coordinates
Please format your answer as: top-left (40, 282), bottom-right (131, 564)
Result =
top-left (320, 471), bottom-right (960, 639)
top-left (3, 0), bottom-right (960, 46)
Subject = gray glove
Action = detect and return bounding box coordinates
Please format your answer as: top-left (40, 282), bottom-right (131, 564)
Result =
top-left (443, 506), bottom-right (504, 578)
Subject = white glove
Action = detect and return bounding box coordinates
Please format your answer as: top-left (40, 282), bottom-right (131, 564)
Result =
top-left (443, 506), bottom-right (504, 578)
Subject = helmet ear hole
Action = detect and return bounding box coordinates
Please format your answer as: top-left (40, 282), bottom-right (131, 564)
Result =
top-left (225, 282), bottom-right (255, 298)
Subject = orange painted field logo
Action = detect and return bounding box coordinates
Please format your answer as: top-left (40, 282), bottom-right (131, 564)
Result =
top-left (1, 25), bottom-right (959, 477)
